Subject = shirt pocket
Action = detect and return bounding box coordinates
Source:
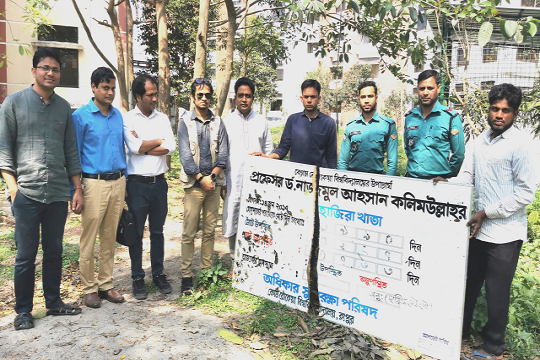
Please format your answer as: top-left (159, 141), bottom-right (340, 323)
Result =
top-left (52, 118), bottom-right (66, 142)
top-left (487, 156), bottom-right (512, 182)
top-left (314, 132), bottom-right (327, 147)
top-left (426, 125), bottom-right (445, 149)
top-left (405, 126), bottom-right (420, 149)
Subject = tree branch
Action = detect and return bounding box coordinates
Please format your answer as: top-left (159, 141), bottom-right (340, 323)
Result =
top-left (71, 0), bottom-right (119, 74)
top-left (92, 17), bottom-right (112, 27)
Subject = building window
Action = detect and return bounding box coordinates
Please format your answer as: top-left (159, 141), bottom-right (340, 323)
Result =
top-left (482, 47), bottom-right (498, 63)
top-left (370, 64), bottom-right (379, 78)
top-left (307, 43), bottom-right (317, 53)
top-left (516, 48), bottom-right (538, 62)
top-left (277, 69), bottom-right (284, 81)
top-left (38, 25), bottom-right (78, 43)
top-left (456, 48), bottom-right (465, 66)
top-left (454, 83), bottom-right (463, 93)
top-left (481, 81), bottom-right (495, 91)
top-left (414, 64), bottom-right (423, 73)
top-left (271, 99), bottom-right (282, 111)
top-left (522, 0), bottom-right (540, 6)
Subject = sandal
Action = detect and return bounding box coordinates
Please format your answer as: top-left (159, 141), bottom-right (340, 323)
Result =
top-left (14, 312), bottom-right (34, 330)
top-left (462, 350), bottom-right (504, 360)
top-left (46, 303), bottom-right (82, 316)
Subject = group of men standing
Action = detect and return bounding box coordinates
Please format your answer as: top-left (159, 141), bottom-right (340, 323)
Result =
top-left (0, 48), bottom-right (536, 360)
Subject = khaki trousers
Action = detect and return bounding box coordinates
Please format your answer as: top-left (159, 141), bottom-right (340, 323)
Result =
top-left (181, 186), bottom-right (221, 278)
top-left (79, 176), bottom-right (126, 293)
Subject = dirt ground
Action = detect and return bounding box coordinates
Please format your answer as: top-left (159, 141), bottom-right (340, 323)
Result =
top-left (0, 204), bottom-right (257, 360)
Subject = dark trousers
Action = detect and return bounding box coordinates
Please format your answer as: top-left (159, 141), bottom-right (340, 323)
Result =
top-left (462, 238), bottom-right (523, 356)
top-left (126, 178), bottom-right (168, 280)
top-left (13, 191), bottom-right (68, 314)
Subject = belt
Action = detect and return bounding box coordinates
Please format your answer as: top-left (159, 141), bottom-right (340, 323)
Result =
top-left (128, 174), bottom-right (165, 184)
top-left (82, 170), bottom-right (125, 181)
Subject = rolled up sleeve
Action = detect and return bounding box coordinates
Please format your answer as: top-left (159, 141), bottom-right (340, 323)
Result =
top-left (0, 97), bottom-right (16, 174)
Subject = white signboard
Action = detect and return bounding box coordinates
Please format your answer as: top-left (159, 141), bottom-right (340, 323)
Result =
top-left (316, 169), bottom-right (472, 360)
top-left (233, 157), bottom-right (315, 310)
top-left (233, 158), bottom-right (473, 360)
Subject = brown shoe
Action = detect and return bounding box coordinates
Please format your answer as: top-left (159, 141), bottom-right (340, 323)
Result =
top-left (98, 288), bottom-right (125, 303)
top-left (84, 292), bottom-right (101, 308)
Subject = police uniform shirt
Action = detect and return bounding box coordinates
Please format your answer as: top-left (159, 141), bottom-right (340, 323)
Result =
top-left (404, 101), bottom-right (465, 179)
top-left (337, 111), bottom-right (398, 175)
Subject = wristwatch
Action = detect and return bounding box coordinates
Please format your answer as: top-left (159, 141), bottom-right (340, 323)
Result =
top-left (210, 173), bottom-right (217, 182)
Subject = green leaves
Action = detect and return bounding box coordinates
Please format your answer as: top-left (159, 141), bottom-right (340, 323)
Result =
top-left (218, 329), bottom-right (244, 344)
top-left (501, 19), bottom-right (518, 39)
top-left (477, 21), bottom-right (493, 47)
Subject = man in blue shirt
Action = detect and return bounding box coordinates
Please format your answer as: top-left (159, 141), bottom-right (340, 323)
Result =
top-left (73, 67), bottom-right (127, 308)
top-left (338, 81), bottom-right (398, 175)
top-left (404, 70), bottom-right (465, 179)
top-left (268, 80), bottom-right (337, 168)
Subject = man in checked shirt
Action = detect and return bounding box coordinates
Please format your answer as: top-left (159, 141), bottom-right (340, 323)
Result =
top-left (433, 83), bottom-right (539, 360)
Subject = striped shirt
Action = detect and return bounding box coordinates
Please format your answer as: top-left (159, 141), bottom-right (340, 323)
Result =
top-left (454, 125), bottom-right (538, 244)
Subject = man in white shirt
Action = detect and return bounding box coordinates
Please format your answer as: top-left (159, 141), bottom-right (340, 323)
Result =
top-left (433, 84), bottom-right (538, 360)
top-left (123, 74), bottom-right (176, 300)
top-left (221, 77), bottom-right (273, 264)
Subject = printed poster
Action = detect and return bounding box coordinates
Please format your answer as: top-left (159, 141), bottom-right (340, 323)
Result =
top-left (316, 169), bottom-right (472, 360)
top-left (233, 156), bottom-right (316, 311)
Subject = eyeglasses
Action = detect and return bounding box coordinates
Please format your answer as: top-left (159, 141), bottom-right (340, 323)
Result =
top-left (196, 93), bottom-right (212, 100)
top-left (36, 65), bottom-right (61, 74)
top-left (195, 78), bottom-right (211, 85)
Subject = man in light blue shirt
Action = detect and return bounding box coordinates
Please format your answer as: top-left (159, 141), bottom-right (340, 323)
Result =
top-left (73, 67), bottom-right (127, 309)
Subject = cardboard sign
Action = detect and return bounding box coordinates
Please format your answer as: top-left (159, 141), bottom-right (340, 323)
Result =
top-left (233, 157), bottom-right (473, 360)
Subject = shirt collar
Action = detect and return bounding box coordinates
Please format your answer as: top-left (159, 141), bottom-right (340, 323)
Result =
top-left (302, 110), bottom-right (321, 121)
top-left (134, 104), bottom-right (157, 119)
top-left (485, 124), bottom-right (516, 142)
top-left (355, 111), bottom-right (381, 124)
top-left (411, 100), bottom-right (443, 117)
top-left (88, 98), bottom-right (116, 117)
top-left (234, 108), bottom-right (252, 119)
top-left (29, 84), bottom-right (57, 103)
top-left (190, 109), bottom-right (215, 122)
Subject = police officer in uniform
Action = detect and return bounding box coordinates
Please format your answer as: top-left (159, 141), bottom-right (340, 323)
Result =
top-left (404, 70), bottom-right (465, 179)
top-left (338, 81), bottom-right (398, 175)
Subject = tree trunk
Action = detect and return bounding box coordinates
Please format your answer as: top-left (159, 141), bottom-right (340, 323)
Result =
top-left (126, 0), bottom-right (135, 106)
top-left (106, 0), bottom-right (129, 112)
top-left (215, 0), bottom-right (237, 117)
top-left (156, 0), bottom-right (170, 117)
top-left (193, 0), bottom-right (211, 79)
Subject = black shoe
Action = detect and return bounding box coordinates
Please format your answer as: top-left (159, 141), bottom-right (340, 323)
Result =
top-left (181, 277), bottom-right (193, 296)
top-left (132, 278), bottom-right (147, 300)
top-left (14, 312), bottom-right (34, 330)
top-left (153, 274), bottom-right (172, 294)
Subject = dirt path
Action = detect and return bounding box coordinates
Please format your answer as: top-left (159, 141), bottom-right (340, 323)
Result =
top-left (0, 211), bottom-right (256, 360)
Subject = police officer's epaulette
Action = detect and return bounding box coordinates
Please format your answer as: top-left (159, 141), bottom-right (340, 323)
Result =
top-left (405, 109), bottom-right (413, 116)
top-left (442, 107), bottom-right (458, 119)
top-left (346, 118), bottom-right (357, 126)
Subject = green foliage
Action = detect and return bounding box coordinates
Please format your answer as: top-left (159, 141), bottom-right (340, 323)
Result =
top-left (138, 0), bottom-right (216, 104)
top-left (61, 242), bottom-right (79, 269)
top-left (305, 64), bottom-right (372, 113)
top-left (526, 190), bottom-right (540, 240)
top-left (0, 231), bottom-right (16, 284)
top-left (233, 16), bottom-right (289, 112)
top-left (195, 255), bottom-right (229, 289)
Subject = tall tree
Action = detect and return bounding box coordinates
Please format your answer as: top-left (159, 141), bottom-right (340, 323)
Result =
top-left (72, 0), bottom-right (131, 112)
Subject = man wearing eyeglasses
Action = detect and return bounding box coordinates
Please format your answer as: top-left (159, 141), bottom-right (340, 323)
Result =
top-left (0, 47), bottom-right (83, 330)
top-left (177, 78), bottom-right (228, 295)
top-left (267, 79), bottom-right (337, 168)
top-left (73, 67), bottom-right (127, 308)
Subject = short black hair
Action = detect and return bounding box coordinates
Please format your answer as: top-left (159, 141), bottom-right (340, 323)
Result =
top-left (33, 47), bottom-right (62, 68)
top-left (190, 78), bottom-right (213, 96)
top-left (235, 77), bottom-right (255, 95)
top-left (91, 67), bottom-right (116, 87)
top-left (418, 69), bottom-right (441, 85)
top-left (301, 79), bottom-right (321, 95)
top-left (488, 83), bottom-right (522, 111)
top-left (358, 80), bottom-right (377, 95)
top-left (132, 74), bottom-right (157, 101)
